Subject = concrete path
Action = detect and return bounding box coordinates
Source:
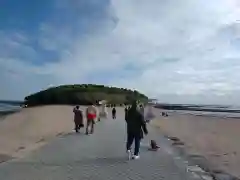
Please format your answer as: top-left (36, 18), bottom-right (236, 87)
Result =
top-left (0, 108), bottom-right (199, 180)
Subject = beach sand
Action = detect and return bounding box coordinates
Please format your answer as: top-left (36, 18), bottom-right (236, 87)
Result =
top-left (1, 105), bottom-right (240, 178)
top-left (151, 109), bottom-right (240, 178)
top-left (0, 105), bottom-right (81, 160)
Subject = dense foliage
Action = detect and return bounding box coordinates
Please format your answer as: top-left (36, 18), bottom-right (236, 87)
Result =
top-left (24, 84), bottom-right (148, 106)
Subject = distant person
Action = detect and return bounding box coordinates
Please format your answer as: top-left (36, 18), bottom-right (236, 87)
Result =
top-left (138, 105), bottom-right (145, 143)
top-left (162, 112), bottom-right (168, 117)
top-left (112, 105), bottom-right (116, 119)
top-left (139, 104), bottom-right (145, 119)
top-left (95, 104), bottom-right (100, 122)
top-left (93, 103), bottom-right (99, 122)
top-left (146, 106), bottom-right (155, 123)
top-left (165, 112), bottom-right (168, 117)
top-left (85, 103), bottom-right (97, 135)
top-left (125, 101), bottom-right (148, 160)
top-left (124, 106), bottom-right (128, 120)
top-left (73, 106), bottom-right (83, 133)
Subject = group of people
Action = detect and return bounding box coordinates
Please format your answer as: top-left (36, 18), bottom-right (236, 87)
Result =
top-left (73, 101), bottom-right (158, 160)
top-left (73, 103), bottom-right (98, 135)
top-left (73, 103), bottom-right (118, 134)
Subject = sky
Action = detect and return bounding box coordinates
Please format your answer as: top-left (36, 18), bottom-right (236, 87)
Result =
top-left (1, 0), bottom-right (240, 105)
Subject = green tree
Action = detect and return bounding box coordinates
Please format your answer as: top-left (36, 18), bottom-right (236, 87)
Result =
top-left (24, 84), bottom-right (148, 106)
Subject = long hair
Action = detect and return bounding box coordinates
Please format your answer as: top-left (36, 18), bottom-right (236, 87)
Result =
top-left (129, 101), bottom-right (137, 111)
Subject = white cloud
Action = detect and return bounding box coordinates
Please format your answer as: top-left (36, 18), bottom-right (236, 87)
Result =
top-left (2, 0), bottom-right (240, 105)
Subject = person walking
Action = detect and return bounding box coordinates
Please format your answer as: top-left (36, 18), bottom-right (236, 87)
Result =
top-left (138, 104), bottom-right (145, 144)
top-left (112, 105), bottom-right (116, 119)
top-left (73, 106), bottom-right (84, 133)
top-left (125, 101), bottom-right (148, 160)
top-left (124, 106), bottom-right (128, 121)
top-left (95, 103), bottom-right (101, 122)
top-left (85, 103), bottom-right (97, 135)
top-left (139, 104), bottom-right (145, 120)
top-left (145, 105), bottom-right (155, 123)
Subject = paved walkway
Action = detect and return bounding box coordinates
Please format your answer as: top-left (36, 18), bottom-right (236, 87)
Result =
top-left (0, 108), bottom-right (198, 180)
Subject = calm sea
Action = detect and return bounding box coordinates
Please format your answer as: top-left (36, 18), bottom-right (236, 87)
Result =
top-left (1, 101), bottom-right (240, 118)
top-left (155, 104), bottom-right (240, 118)
top-left (167, 110), bottom-right (240, 118)
top-left (0, 101), bottom-right (22, 112)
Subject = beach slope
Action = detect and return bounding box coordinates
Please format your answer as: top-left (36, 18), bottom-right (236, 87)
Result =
top-left (151, 109), bottom-right (240, 178)
top-left (0, 105), bottom-right (75, 160)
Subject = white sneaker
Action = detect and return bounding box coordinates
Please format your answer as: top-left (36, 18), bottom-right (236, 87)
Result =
top-left (127, 150), bottom-right (131, 160)
top-left (132, 155), bottom-right (140, 160)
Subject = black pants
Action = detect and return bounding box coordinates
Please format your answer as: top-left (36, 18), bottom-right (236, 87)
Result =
top-left (74, 121), bottom-right (83, 133)
top-left (112, 113), bottom-right (116, 119)
top-left (75, 124), bottom-right (80, 132)
top-left (126, 133), bottom-right (141, 156)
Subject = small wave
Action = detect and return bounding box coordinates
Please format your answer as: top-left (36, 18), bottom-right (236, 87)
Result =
top-left (0, 103), bottom-right (21, 112)
top-left (171, 110), bottom-right (240, 119)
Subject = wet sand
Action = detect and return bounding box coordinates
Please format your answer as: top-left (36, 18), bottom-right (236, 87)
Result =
top-left (151, 109), bottom-right (240, 178)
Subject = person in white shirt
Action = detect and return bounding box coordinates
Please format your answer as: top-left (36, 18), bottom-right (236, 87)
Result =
top-left (85, 103), bottom-right (97, 135)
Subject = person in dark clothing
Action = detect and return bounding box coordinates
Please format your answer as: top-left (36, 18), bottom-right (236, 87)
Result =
top-left (125, 101), bottom-right (148, 160)
top-left (73, 106), bottom-right (83, 133)
top-left (138, 104), bottom-right (145, 143)
top-left (112, 106), bottom-right (116, 119)
top-left (124, 106), bottom-right (128, 120)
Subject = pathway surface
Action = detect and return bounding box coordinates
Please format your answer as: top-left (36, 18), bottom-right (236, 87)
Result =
top-left (0, 108), bottom-right (200, 180)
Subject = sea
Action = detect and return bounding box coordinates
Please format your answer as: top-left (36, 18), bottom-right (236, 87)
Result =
top-left (1, 100), bottom-right (240, 118)
top-left (0, 101), bottom-right (23, 113)
top-left (155, 104), bottom-right (240, 119)
top-left (166, 109), bottom-right (240, 119)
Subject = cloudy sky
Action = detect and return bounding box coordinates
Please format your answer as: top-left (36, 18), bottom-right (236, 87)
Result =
top-left (1, 0), bottom-right (240, 105)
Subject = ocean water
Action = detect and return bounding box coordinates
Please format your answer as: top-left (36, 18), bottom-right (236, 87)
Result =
top-left (0, 102), bottom-right (22, 112)
top-left (154, 104), bottom-right (240, 119)
top-left (1, 101), bottom-right (240, 118)
top-left (168, 110), bottom-right (240, 119)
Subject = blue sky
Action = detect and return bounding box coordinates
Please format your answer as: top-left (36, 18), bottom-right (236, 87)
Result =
top-left (1, 0), bottom-right (240, 105)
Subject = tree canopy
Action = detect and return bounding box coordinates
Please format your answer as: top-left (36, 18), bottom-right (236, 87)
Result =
top-left (24, 84), bottom-right (148, 106)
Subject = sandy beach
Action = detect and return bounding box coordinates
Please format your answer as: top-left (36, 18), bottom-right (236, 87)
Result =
top-left (151, 109), bottom-right (240, 178)
top-left (1, 105), bottom-right (240, 178)
top-left (0, 105), bottom-right (80, 160)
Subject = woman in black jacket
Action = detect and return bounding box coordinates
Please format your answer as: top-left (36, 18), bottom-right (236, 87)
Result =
top-left (125, 101), bottom-right (148, 160)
